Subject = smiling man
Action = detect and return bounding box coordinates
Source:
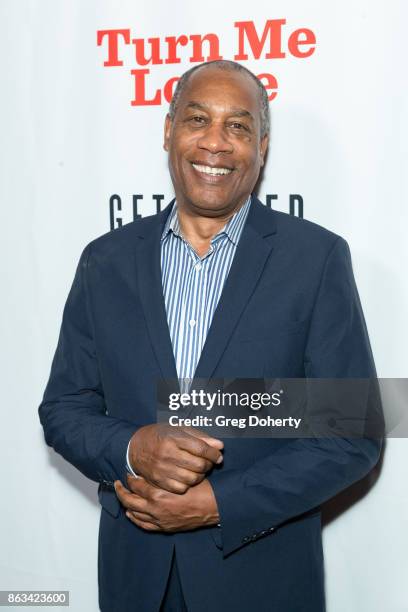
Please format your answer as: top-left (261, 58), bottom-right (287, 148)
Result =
top-left (39, 60), bottom-right (381, 612)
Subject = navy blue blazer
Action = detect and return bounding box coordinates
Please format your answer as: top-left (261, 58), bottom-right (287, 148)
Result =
top-left (39, 196), bottom-right (382, 612)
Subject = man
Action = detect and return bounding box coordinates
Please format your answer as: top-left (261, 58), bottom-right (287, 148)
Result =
top-left (39, 60), bottom-right (382, 611)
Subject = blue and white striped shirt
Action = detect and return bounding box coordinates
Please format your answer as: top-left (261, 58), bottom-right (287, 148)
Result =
top-left (161, 195), bottom-right (251, 386)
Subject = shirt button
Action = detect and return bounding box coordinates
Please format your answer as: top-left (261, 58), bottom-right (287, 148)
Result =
top-left (189, 320), bottom-right (196, 327)
top-left (196, 264), bottom-right (202, 271)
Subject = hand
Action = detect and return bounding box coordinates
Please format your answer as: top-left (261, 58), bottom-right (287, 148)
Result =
top-left (128, 423), bottom-right (223, 494)
top-left (114, 475), bottom-right (220, 532)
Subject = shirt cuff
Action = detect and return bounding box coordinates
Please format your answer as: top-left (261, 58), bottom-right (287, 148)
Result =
top-left (126, 439), bottom-right (139, 478)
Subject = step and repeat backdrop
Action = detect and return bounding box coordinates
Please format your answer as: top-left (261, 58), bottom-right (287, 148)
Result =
top-left (1, 1), bottom-right (407, 611)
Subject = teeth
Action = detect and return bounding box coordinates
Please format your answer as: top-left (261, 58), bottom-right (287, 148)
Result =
top-left (192, 163), bottom-right (232, 176)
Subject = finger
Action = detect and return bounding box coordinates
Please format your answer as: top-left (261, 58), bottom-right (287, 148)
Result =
top-left (114, 480), bottom-right (129, 503)
top-left (165, 467), bottom-right (205, 488)
top-left (172, 449), bottom-right (213, 474)
top-left (128, 471), bottom-right (190, 495)
top-left (177, 433), bottom-right (224, 465)
top-left (155, 477), bottom-right (192, 494)
top-left (126, 512), bottom-right (161, 531)
top-left (126, 475), bottom-right (151, 497)
top-left (127, 474), bottom-right (178, 498)
top-left (187, 429), bottom-right (224, 450)
top-left (125, 510), bottom-right (156, 524)
top-left (115, 480), bottom-right (151, 514)
top-left (145, 475), bottom-right (191, 495)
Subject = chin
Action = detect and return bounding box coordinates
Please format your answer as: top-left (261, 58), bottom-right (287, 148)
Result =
top-left (190, 200), bottom-right (232, 216)
top-left (186, 190), bottom-right (238, 213)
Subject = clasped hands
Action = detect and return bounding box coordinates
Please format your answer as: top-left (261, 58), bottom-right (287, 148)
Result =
top-left (114, 424), bottom-right (223, 533)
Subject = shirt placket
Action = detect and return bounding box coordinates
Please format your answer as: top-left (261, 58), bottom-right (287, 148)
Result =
top-left (179, 242), bottom-right (214, 391)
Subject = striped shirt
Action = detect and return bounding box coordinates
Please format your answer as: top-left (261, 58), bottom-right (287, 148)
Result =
top-left (161, 195), bottom-right (251, 387)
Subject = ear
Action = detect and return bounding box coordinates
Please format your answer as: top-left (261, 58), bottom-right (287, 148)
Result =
top-left (163, 114), bottom-right (172, 151)
top-left (259, 135), bottom-right (269, 167)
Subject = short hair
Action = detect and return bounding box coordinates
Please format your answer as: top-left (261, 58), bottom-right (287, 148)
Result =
top-left (168, 60), bottom-right (270, 138)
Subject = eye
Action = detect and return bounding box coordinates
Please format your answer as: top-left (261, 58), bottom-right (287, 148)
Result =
top-left (228, 122), bottom-right (249, 132)
top-left (188, 115), bottom-right (206, 125)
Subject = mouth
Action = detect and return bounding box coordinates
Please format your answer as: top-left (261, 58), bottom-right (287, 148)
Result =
top-left (191, 162), bottom-right (234, 177)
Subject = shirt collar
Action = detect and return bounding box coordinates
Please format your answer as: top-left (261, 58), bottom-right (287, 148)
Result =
top-left (161, 195), bottom-right (252, 246)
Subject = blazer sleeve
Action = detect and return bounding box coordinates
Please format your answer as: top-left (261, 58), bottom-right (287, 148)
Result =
top-left (38, 244), bottom-right (139, 489)
top-left (209, 237), bottom-right (383, 557)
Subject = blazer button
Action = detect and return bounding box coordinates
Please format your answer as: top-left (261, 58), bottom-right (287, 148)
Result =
top-left (268, 527), bottom-right (275, 533)
top-left (102, 480), bottom-right (114, 490)
top-left (259, 530), bottom-right (268, 537)
top-left (242, 536), bottom-right (250, 543)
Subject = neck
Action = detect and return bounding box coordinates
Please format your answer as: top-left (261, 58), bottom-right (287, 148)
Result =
top-left (176, 197), bottom-right (248, 247)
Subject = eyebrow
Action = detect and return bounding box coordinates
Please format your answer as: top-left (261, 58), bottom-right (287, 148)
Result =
top-left (185, 101), bottom-right (255, 122)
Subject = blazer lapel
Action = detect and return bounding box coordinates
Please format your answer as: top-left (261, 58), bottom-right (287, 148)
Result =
top-left (134, 196), bottom-right (277, 389)
top-left (193, 196), bottom-right (277, 381)
top-left (135, 201), bottom-right (179, 382)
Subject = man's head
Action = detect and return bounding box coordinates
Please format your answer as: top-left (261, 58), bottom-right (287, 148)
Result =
top-left (164, 60), bottom-right (270, 218)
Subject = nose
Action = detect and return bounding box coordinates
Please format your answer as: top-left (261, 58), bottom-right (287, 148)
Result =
top-left (196, 122), bottom-right (234, 155)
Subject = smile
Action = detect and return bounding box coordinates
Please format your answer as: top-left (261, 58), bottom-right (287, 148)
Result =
top-left (191, 163), bottom-right (233, 176)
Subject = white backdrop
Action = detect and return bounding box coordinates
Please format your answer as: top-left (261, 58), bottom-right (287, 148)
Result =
top-left (1, 1), bottom-right (407, 610)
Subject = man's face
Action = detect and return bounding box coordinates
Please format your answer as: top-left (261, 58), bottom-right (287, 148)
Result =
top-left (164, 67), bottom-right (269, 218)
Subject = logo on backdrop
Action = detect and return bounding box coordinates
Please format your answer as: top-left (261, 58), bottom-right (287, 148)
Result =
top-left (97, 19), bottom-right (317, 105)
top-left (109, 194), bottom-right (304, 230)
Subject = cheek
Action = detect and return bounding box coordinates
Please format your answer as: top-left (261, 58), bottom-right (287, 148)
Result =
top-left (169, 140), bottom-right (196, 168)
top-left (238, 152), bottom-right (261, 179)
top-left (169, 150), bottom-right (185, 178)
top-left (237, 142), bottom-right (261, 164)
